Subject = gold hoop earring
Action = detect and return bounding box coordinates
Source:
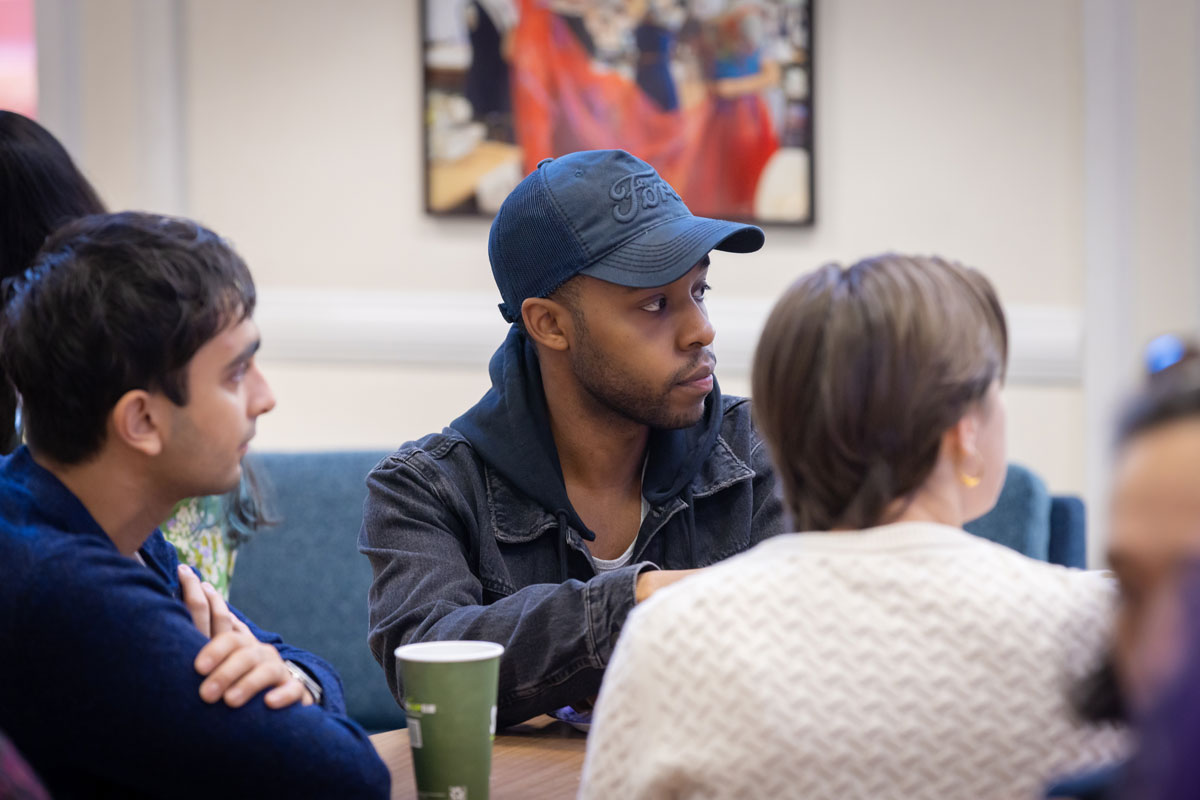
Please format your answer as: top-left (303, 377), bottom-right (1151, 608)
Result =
top-left (959, 471), bottom-right (981, 489)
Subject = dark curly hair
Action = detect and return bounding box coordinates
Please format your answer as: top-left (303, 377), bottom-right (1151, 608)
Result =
top-left (0, 212), bottom-right (255, 465)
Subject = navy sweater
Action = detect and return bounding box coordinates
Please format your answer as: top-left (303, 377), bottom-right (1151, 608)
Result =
top-left (0, 448), bottom-right (390, 799)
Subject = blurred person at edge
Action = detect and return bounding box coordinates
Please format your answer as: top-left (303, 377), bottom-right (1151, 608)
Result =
top-left (1111, 351), bottom-right (1200, 800)
top-left (0, 110), bottom-right (268, 597)
top-left (1049, 339), bottom-right (1200, 800)
top-left (1109, 344), bottom-right (1200, 717)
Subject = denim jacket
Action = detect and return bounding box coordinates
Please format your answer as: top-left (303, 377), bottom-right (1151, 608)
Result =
top-left (359, 328), bottom-right (783, 727)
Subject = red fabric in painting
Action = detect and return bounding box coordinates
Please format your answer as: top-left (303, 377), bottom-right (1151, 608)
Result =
top-left (685, 94), bottom-right (778, 219)
top-left (510, 0), bottom-right (709, 207)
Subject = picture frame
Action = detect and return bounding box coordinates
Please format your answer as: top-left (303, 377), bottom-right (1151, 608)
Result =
top-left (422, 0), bottom-right (815, 226)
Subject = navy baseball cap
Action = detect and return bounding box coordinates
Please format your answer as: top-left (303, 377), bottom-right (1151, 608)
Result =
top-left (488, 149), bottom-right (765, 323)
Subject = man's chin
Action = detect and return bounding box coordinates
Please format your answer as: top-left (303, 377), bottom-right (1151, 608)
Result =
top-left (653, 401), bottom-right (708, 431)
top-left (200, 465), bottom-right (243, 498)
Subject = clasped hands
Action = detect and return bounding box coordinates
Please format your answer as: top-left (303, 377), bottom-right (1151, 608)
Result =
top-left (178, 565), bottom-right (315, 711)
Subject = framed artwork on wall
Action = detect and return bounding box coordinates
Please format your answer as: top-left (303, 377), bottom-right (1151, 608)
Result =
top-left (422, 0), bottom-right (814, 225)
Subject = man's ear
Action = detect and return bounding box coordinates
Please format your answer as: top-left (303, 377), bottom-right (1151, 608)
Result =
top-left (521, 297), bottom-right (575, 352)
top-left (110, 389), bottom-right (165, 457)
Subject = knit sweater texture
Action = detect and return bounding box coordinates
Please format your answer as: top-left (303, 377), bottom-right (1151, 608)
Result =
top-left (580, 522), bottom-right (1126, 800)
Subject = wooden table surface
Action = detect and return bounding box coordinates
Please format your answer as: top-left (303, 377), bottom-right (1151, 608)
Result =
top-left (371, 716), bottom-right (588, 800)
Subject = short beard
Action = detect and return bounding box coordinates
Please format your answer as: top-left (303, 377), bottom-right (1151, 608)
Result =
top-left (568, 312), bottom-right (712, 430)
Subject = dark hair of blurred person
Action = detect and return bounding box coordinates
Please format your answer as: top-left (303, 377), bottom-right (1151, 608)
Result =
top-left (0, 111), bottom-right (105, 454)
top-left (0, 111), bottom-right (105, 280)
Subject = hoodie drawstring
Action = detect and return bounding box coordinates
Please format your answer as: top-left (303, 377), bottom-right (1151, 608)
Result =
top-left (556, 510), bottom-right (569, 582)
top-left (683, 486), bottom-right (697, 567)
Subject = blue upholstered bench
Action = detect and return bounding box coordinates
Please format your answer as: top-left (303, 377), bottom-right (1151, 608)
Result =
top-left (228, 454), bottom-right (1085, 733)
top-left (230, 450), bottom-right (402, 732)
top-left (964, 463), bottom-right (1088, 569)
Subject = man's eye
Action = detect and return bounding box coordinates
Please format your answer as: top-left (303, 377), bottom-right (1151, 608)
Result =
top-left (693, 282), bottom-right (711, 300)
top-left (642, 298), bottom-right (667, 312)
top-left (230, 363), bottom-right (249, 383)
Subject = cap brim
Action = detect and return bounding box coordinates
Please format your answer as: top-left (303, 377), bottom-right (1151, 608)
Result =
top-left (578, 214), bottom-right (764, 289)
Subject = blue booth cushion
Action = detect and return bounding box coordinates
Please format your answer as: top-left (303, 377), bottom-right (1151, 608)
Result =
top-left (229, 450), bottom-right (404, 733)
top-left (964, 463), bottom-right (1087, 568)
top-left (1048, 495), bottom-right (1088, 569)
top-left (964, 463), bottom-right (1051, 562)
top-left (227, 455), bottom-right (1085, 736)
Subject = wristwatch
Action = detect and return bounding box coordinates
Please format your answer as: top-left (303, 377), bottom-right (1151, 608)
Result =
top-left (283, 660), bottom-right (323, 706)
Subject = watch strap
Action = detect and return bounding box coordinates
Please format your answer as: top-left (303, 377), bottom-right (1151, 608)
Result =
top-left (283, 660), bottom-right (323, 706)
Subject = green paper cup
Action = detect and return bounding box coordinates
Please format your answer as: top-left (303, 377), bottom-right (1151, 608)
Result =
top-left (395, 640), bottom-right (504, 800)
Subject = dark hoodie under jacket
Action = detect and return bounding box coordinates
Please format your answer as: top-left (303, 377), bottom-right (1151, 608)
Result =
top-left (359, 326), bottom-right (784, 728)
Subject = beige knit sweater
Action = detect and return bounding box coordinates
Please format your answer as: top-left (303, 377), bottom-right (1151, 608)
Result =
top-left (579, 522), bottom-right (1126, 800)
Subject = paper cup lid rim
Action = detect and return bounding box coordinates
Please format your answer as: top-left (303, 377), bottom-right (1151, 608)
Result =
top-left (394, 641), bottom-right (505, 663)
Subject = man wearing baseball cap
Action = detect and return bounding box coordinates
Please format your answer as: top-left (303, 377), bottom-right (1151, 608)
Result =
top-left (360, 150), bottom-right (783, 727)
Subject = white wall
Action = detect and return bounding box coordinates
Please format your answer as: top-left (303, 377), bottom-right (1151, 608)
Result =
top-left (175, 0), bottom-right (1094, 492)
top-left (1131, 0), bottom-right (1200, 348)
top-left (32, 0), bottom-right (1200, 532)
top-left (178, 0), bottom-right (1088, 304)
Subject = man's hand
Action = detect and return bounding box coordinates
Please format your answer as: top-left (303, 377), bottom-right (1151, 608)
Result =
top-left (635, 568), bottom-right (701, 603)
top-left (179, 563), bottom-right (242, 638)
top-left (178, 565), bottom-right (315, 709)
